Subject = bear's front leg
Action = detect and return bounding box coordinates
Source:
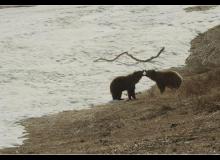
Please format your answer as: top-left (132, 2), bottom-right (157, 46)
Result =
top-left (131, 90), bottom-right (136, 100)
top-left (157, 82), bottom-right (165, 94)
top-left (128, 87), bottom-right (136, 100)
top-left (127, 90), bottom-right (132, 100)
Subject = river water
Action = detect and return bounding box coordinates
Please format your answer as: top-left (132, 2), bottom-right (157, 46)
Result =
top-left (0, 5), bottom-right (220, 149)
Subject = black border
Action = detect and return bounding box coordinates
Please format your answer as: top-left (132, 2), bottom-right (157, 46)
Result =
top-left (0, 1), bottom-right (219, 158)
top-left (0, 0), bottom-right (220, 5)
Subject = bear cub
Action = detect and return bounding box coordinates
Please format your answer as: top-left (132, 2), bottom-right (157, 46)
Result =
top-left (110, 70), bottom-right (145, 100)
top-left (144, 69), bottom-right (182, 93)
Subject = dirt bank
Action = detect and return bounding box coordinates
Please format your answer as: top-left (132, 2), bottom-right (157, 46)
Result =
top-left (184, 5), bottom-right (218, 12)
top-left (0, 26), bottom-right (220, 154)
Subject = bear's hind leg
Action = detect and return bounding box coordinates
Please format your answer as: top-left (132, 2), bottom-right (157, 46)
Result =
top-left (113, 92), bottom-right (123, 100)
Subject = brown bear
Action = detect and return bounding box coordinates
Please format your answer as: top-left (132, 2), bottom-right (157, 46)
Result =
top-left (144, 69), bottom-right (182, 93)
top-left (110, 70), bottom-right (145, 100)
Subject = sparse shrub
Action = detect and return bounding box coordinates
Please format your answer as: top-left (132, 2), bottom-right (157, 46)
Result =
top-left (181, 78), bottom-right (205, 97)
top-left (192, 93), bottom-right (220, 114)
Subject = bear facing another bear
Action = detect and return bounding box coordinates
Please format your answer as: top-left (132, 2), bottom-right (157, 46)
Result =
top-left (144, 70), bottom-right (183, 94)
top-left (110, 70), bottom-right (145, 100)
top-left (110, 69), bottom-right (182, 100)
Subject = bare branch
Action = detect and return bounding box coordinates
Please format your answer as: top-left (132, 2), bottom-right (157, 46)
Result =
top-left (126, 47), bottom-right (165, 62)
top-left (94, 47), bottom-right (165, 63)
top-left (94, 51), bottom-right (128, 62)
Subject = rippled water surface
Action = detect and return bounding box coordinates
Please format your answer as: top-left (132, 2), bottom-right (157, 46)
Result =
top-left (0, 5), bottom-right (220, 148)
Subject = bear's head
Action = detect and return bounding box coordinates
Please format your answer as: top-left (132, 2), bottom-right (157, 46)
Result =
top-left (144, 69), bottom-right (157, 81)
top-left (132, 70), bottom-right (145, 83)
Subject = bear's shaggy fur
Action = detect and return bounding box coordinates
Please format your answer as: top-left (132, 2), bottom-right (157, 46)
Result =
top-left (144, 70), bottom-right (183, 93)
top-left (110, 70), bottom-right (145, 100)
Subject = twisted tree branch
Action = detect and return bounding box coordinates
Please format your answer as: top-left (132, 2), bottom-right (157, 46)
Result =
top-left (94, 51), bottom-right (128, 62)
top-left (94, 47), bottom-right (165, 63)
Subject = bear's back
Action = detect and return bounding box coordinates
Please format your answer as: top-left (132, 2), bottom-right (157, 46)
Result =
top-left (110, 76), bottom-right (128, 92)
top-left (157, 71), bottom-right (182, 89)
top-left (110, 71), bottom-right (143, 93)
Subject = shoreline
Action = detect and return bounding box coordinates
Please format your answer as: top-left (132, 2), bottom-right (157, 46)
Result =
top-left (0, 25), bottom-right (220, 154)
